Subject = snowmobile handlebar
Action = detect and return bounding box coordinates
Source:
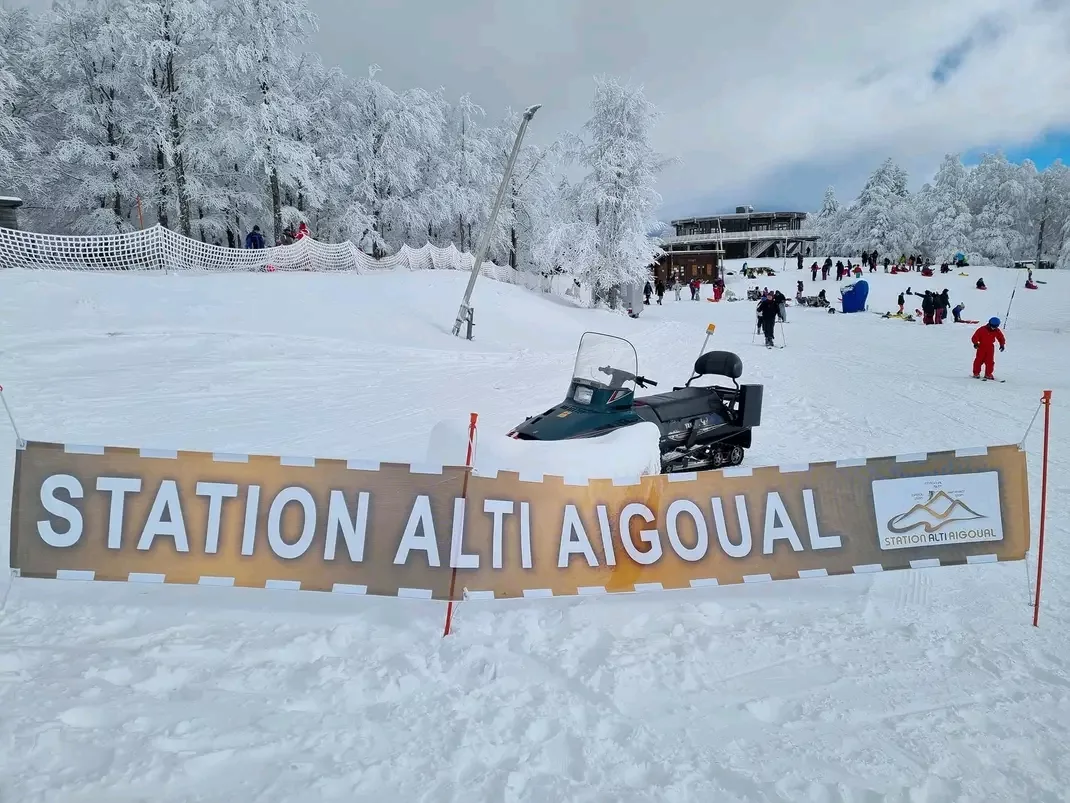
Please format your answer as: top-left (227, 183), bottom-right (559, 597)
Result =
top-left (598, 365), bottom-right (657, 389)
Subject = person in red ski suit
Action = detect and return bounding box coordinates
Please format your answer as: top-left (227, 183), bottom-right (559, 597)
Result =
top-left (972, 317), bottom-right (1006, 379)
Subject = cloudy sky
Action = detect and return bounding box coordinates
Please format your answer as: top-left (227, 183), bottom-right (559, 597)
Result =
top-left (14, 0), bottom-right (1070, 221)
top-left (311, 0), bottom-right (1070, 221)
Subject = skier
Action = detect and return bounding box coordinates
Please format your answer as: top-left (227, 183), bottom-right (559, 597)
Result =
top-left (756, 291), bottom-right (780, 348)
top-left (971, 317), bottom-right (1006, 380)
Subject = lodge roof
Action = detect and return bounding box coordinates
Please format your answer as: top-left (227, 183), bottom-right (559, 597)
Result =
top-left (671, 211), bottom-right (807, 225)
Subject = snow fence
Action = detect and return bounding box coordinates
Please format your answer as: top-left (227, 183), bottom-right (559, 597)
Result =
top-left (0, 223), bottom-right (588, 303)
top-left (10, 438), bottom-right (1030, 601)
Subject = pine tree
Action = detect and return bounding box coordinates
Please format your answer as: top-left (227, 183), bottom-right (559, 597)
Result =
top-left (839, 158), bottom-right (919, 255)
top-left (916, 154), bottom-right (972, 259)
top-left (543, 76), bottom-right (673, 304)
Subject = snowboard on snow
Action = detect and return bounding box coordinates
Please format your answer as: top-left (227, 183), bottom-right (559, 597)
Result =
top-left (971, 375), bottom-right (1006, 383)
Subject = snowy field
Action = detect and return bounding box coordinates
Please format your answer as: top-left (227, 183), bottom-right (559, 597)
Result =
top-left (0, 258), bottom-right (1067, 802)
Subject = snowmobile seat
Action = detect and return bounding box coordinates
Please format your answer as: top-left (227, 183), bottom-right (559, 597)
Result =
top-left (635, 387), bottom-right (728, 423)
top-left (693, 350), bottom-right (743, 380)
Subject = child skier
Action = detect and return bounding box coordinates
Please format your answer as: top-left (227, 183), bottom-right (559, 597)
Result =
top-left (756, 291), bottom-right (780, 348)
top-left (971, 317), bottom-right (1006, 380)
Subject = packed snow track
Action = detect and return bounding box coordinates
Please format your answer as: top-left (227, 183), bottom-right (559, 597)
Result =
top-left (0, 262), bottom-right (1067, 802)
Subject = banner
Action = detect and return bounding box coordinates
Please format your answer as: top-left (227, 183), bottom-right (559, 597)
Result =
top-left (9, 441), bottom-right (1030, 599)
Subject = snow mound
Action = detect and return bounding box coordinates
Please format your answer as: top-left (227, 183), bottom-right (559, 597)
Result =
top-left (426, 418), bottom-right (663, 480)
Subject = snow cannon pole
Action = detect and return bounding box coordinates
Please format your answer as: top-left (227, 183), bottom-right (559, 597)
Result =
top-left (443, 412), bottom-right (479, 637)
top-left (1033, 390), bottom-right (1053, 627)
top-left (451, 104), bottom-right (542, 339)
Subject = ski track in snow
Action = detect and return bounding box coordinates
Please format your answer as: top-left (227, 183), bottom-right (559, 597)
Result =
top-left (0, 263), bottom-right (1068, 802)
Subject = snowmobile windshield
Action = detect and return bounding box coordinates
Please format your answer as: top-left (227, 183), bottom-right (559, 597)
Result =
top-left (571, 332), bottom-right (639, 391)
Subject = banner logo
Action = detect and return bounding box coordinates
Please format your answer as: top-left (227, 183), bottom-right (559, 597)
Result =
top-left (872, 472), bottom-right (1003, 551)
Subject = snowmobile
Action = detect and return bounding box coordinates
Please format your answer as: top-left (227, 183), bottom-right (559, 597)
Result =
top-left (507, 332), bottom-right (763, 473)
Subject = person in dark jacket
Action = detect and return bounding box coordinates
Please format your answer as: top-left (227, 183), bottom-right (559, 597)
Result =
top-left (245, 225), bottom-right (266, 249)
top-left (756, 292), bottom-right (780, 347)
top-left (897, 292), bottom-right (905, 315)
top-left (913, 289), bottom-right (935, 324)
top-left (933, 289), bottom-right (951, 323)
top-left (655, 279), bottom-right (665, 305)
top-left (774, 289), bottom-right (788, 322)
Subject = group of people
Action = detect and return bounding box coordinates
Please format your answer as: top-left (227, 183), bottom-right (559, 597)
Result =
top-left (644, 277), bottom-right (714, 304)
top-left (755, 289), bottom-right (788, 348)
top-left (752, 273), bottom-right (1009, 380)
top-left (243, 221), bottom-right (311, 249)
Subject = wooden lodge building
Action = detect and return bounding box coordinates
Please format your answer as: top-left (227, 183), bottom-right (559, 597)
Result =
top-left (654, 206), bottom-right (818, 283)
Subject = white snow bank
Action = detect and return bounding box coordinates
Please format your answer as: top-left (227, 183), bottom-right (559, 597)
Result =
top-left (426, 418), bottom-right (663, 480)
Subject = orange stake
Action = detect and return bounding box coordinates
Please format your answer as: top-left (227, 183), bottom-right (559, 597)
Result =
top-left (443, 412), bottom-right (479, 637)
top-left (1033, 390), bottom-right (1052, 627)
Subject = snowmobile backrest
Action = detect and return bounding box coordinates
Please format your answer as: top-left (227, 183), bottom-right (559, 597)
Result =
top-left (693, 350), bottom-right (743, 380)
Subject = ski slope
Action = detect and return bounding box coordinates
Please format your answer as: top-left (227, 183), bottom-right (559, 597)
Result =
top-left (0, 259), bottom-right (1067, 802)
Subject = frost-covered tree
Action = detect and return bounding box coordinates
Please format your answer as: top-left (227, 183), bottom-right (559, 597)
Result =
top-left (916, 154), bottom-right (972, 259)
top-left (812, 185), bottom-right (845, 253)
top-left (0, 7), bottom-right (37, 192)
top-left (43, 0), bottom-right (147, 233)
top-left (540, 76), bottom-right (672, 303)
top-left (127, 0), bottom-right (219, 236)
top-left (214, 0), bottom-right (319, 244)
top-left (443, 95), bottom-right (496, 254)
top-left (838, 158), bottom-right (919, 254)
top-left (966, 153), bottom-right (1030, 267)
top-left (341, 72), bottom-right (448, 256)
top-left (1038, 161), bottom-right (1070, 262)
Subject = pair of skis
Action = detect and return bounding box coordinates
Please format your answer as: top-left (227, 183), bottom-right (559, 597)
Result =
top-left (972, 375), bottom-right (1006, 383)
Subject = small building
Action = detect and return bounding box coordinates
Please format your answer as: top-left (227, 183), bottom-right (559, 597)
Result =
top-left (653, 244), bottom-right (724, 286)
top-left (658, 206), bottom-right (819, 276)
top-left (0, 196), bottom-right (23, 230)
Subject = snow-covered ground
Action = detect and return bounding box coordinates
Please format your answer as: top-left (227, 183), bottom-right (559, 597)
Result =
top-left (0, 258), bottom-right (1067, 802)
